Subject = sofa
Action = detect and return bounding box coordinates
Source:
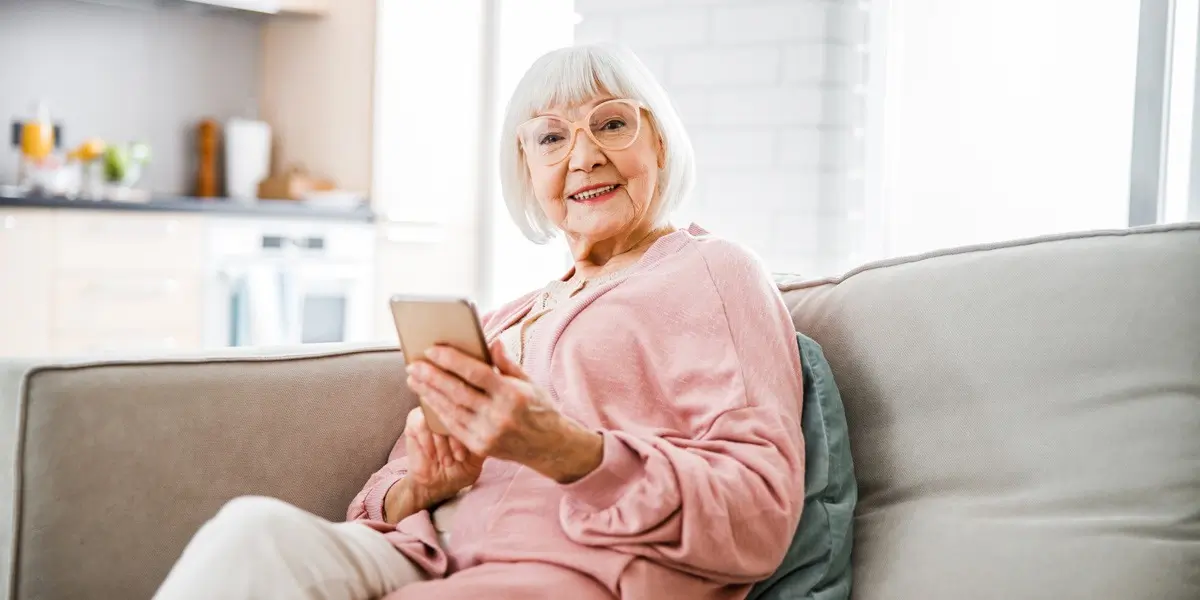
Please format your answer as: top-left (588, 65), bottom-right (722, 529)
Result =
top-left (2, 222), bottom-right (1197, 599)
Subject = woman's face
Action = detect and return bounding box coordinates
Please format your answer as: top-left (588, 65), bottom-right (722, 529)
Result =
top-left (522, 96), bottom-right (663, 250)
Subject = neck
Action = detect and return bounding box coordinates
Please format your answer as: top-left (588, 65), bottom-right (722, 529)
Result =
top-left (567, 220), bottom-right (675, 279)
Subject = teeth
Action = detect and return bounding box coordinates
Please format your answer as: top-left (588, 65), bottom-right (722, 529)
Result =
top-left (573, 185), bottom-right (616, 200)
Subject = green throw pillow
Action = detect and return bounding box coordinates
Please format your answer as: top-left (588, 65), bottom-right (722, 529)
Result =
top-left (747, 333), bottom-right (857, 600)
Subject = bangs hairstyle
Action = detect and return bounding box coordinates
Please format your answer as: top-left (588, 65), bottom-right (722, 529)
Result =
top-left (499, 44), bottom-right (697, 243)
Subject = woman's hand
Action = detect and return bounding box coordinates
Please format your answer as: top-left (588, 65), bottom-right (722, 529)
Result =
top-left (405, 340), bottom-right (603, 484)
top-left (383, 407), bottom-right (483, 524)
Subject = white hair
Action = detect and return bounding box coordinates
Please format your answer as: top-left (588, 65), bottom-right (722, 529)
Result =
top-left (499, 43), bottom-right (697, 243)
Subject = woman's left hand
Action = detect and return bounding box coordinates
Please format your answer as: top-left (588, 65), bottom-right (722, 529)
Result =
top-left (405, 339), bottom-right (603, 484)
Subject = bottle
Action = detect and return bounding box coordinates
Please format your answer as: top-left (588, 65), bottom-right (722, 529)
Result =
top-left (195, 119), bottom-right (220, 197)
top-left (20, 102), bottom-right (54, 162)
top-left (18, 102), bottom-right (61, 194)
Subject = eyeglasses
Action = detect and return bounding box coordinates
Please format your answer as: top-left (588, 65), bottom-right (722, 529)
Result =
top-left (517, 99), bottom-right (646, 166)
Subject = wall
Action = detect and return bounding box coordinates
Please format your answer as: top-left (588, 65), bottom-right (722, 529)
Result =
top-left (574, 0), bottom-right (870, 277)
top-left (0, 0), bottom-right (262, 195)
top-left (259, 0), bottom-right (375, 194)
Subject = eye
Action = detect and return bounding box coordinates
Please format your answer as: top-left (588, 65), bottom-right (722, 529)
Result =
top-left (538, 133), bottom-right (564, 145)
top-left (598, 118), bottom-right (627, 131)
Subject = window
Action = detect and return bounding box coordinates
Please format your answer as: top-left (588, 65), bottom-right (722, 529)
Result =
top-left (866, 0), bottom-right (1198, 262)
top-left (480, 1), bottom-right (576, 310)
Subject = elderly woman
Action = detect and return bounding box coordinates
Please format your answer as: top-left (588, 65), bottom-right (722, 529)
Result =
top-left (155, 44), bottom-right (805, 600)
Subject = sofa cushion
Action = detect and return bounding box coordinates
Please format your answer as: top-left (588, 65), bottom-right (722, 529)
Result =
top-left (777, 223), bottom-right (1200, 600)
top-left (748, 333), bottom-right (856, 600)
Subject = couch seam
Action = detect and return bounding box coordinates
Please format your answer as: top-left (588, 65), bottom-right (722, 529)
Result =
top-left (773, 221), bottom-right (1200, 292)
top-left (11, 344), bottom-right (401, 376)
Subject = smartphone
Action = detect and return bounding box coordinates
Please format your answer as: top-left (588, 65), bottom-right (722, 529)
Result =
top-left (389, 294), bottom-right (493, 435)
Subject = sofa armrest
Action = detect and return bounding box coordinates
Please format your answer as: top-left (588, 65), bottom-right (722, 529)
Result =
top-left (0, 343), bottom-right (416, 600)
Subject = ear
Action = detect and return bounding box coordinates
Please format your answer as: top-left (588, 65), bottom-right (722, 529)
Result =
top-left (656, 136), bottom-right (666, 169)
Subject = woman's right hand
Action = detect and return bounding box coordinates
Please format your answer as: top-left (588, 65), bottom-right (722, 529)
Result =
top-left (397, 407), bottom-right (484, 511)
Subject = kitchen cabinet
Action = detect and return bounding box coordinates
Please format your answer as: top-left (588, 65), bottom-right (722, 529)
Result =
top-left (54, 212), bottom-right (204, 272)
top-left (277, 0), bottom-right (328, 15)
top-left (184, 0), bottom-right (328, 16)
top-left (51, 271), bottom-right (203, 355)
top-left (184, 0), bottom-right (278, 13)
top-left (50, 212), bottom-right (205, 357)
top-left (0, 208), bottom-right (206, 359)
top-left (0, 209), bottom-right (54, 358)
top-left (1, 206), bottom-right (381, 359)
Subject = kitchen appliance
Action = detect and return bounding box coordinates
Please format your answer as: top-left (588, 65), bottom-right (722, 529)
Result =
top-left (203, 218), bottom-right (375, 348)
top-left (224, 117), bottom-right (272, 202)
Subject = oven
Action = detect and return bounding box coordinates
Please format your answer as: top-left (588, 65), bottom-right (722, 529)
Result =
top-left (203, 218), bottom-right (375, 348)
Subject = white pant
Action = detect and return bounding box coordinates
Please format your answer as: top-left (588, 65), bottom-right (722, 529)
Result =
top-left (154, 496), bottom-right (426, 600)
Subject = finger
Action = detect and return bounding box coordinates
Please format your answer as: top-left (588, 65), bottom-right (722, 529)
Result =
top-left (490, 339), bottom-right (528, 380)
top-left (448, 436), bottom-right (468, 462)
top-left (432, 434), bottom-right (453, 468)
top-left (426, 345), bottom-right (503, 393)
top-left (459, 420), bottom-right (494, 456)
top-left (412, 364), bottom-right (489, 413)
top-left (404, 408), bottom-right (428, 454)
top-left (411, 377), bottom-right (491, 455)
top-left (404, 410), bottom-right (436, 476)
top-left (403, 412), bottom-right (426, 472)
top-left (404, 406), bottom-right (423, 433)
top-left (404, 431), bottom-right (426, 476)
top-left (415, 411), bottom-right (437, 463)
top-left (413, 383), bottom-right (476, 442)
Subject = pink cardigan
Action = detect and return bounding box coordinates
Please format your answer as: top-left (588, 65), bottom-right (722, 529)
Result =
top-left (348, 224), bottom-right (806, 599)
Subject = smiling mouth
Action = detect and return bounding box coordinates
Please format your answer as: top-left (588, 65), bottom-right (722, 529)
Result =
top-left (569, 184), bottom-right (620, 201)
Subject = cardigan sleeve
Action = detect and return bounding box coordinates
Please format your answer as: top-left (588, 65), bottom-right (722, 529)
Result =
top-left (552, 242), bottom-right (806, 584)
top-left (345, 435), bottom-right (451, 578)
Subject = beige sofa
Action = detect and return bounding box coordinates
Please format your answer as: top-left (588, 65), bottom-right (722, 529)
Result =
top-left (2, 222), bottom-right (1198, 599)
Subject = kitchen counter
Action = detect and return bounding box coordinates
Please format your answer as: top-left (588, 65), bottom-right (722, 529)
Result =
top-left (0, 192), bottom-right (376, 223)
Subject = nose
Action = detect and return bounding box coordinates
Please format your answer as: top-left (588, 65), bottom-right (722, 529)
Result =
top-left (567, 130), bottom-right (607, 172)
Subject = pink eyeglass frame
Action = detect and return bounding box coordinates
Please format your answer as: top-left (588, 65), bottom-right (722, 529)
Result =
top-left (517, 98), bottom-right (649, 166)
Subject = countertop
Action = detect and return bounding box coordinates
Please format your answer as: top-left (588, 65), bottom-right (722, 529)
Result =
top-left (0, 192), bottom-right (376, 223)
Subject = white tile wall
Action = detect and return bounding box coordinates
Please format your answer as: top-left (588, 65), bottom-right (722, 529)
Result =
top-left (575, 0), bottom-right (871, 276)
top-left (668, 48), bottom-right (782, 86)
top-left (710, 3), bottom-right (828, 43)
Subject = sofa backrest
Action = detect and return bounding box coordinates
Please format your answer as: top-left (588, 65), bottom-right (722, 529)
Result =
top-left (777, 223), bottom-right (1200, 600)
top-left (0, 346), bottom-right (416, 600)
